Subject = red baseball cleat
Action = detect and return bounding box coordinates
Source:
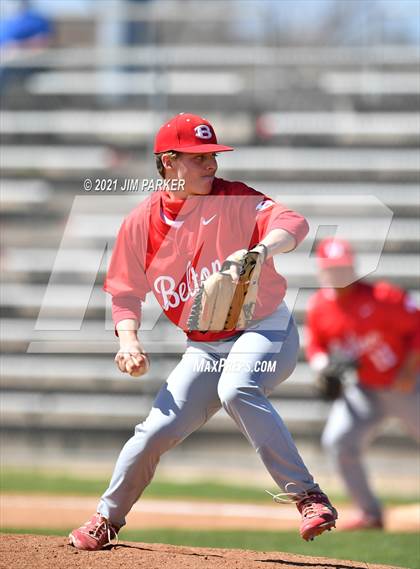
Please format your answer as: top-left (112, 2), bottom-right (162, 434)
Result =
top-left (69, 513), bottom-right (119, 551)
top-left (296, 492), bottom-right (338, 541)
top-left (340, 514), bottom-right (383, 531)
top-left (266, 484), bottom-right (338, 542)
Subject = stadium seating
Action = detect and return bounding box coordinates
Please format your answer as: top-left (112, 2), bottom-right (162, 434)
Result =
top-left (1, 12), bottom-right (419, 456)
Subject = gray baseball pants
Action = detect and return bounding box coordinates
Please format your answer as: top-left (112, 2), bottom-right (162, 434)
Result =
top-left (322, 381), bottom-right (420, 520)
top-left (98, 303), bottom-right (320, 528)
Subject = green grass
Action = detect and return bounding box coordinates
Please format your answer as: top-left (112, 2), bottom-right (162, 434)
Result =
top-left (2, 527), bottom-right (419, 569)
top-left (1, 469), bottom-right (418, 505)
top-left (0, 469), bottom-right (269, 501)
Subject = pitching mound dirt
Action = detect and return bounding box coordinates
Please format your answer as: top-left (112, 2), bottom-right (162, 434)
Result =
top-left (0, 534), bottom-right (405, 569)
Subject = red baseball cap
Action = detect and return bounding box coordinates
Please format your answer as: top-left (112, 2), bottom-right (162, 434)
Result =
top-left (316, 238), bottom-right (354, 268)
top-left (154, 113), bottom-right (234, 154)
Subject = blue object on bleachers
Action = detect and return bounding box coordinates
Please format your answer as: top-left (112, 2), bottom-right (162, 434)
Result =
top-left (0, 7), bottom-right (52, 46)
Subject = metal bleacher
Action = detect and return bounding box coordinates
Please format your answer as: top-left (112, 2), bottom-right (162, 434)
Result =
top-left (1, 5), bottom-right (419, 457)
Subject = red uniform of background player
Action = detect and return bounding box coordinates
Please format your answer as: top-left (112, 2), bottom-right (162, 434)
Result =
top-left (305, 237), bottom-right (420, 530)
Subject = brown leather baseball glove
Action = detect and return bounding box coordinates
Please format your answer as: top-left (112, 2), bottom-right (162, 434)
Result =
top-left (187, 244), bottom-right (267, 332)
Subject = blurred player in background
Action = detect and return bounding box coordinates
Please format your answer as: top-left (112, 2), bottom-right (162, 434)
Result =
top-left (305, 237), bottom-right (420, 530)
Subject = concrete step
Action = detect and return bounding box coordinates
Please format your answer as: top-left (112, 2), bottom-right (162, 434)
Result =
top-left (0, 355), bottom-right (314, 397)
top-left (1, 318), bottom-right (307, 354)
top-left (0, 111), bottom-right (252, 145)
top-left (0, 193), bottom-right (415, 222)
top-left (2, 181), bottom-right (418, 218)
top-left (39, 215), bottom-right (416, 246)
top-left (217, 147), bottom-right (420, 177)
top-left (0, 179), bottom-right (53, 214)
top-left (3, 248), bottom-right (418, 286)
top-left (0, 283), bottom-right (159, 320)
top-left (20, 72), bottom-right (420, 132)
top-left (0, 388), bottom-right (408, 440)
top-left (319, 71), bottom-right (420, 96)
top-left (0, 388), bottom-right (332, 434)
top-left (0, 354), bottom-right (176, 394)
top-left (258, 112), bottom-right (420, 144)
top-left (0, 145), bottom-right (110, 172)
top-left (0, 284), bottom-right (304, 320)
top-left (1, 283), bottom-right (419, 321)
top-left (0, 316), bottom-right (185, 354)
top-left (1, 213), bottom-right (418, 252)
top-left (2, 146), bottom-right (419, 181)
top-left (254, 184), bottom-right (420, 217)
top-left (6, 45), bottom-right (419, 69)
top-left (26, 71), bottom-right (245, 97)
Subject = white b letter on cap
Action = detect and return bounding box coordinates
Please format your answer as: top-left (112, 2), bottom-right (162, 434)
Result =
top-left (194, 125), bottom-right (213, 139)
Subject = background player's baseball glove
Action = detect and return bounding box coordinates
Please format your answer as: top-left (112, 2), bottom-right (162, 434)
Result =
top-left (187, 244), bottom-right (267, 332)
top-left (315, 356), bottom-right (358, 401)
top-left (316, 369), bottom-right (343, 401)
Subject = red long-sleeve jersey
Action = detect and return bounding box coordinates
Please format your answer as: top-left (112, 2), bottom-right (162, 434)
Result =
top-left (305, 281), bottom-right (420, 388)
top-left (104, 177), bottom-right (309, 342)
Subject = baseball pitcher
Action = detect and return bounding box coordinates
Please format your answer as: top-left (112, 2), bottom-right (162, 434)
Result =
top-left (69, 114), bottom-right (338, 550)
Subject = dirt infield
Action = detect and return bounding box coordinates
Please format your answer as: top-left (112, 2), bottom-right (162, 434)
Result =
top-left (2, 495), bottom-right (419, 532)
top-left (0, 534), bottom-right (407, 569)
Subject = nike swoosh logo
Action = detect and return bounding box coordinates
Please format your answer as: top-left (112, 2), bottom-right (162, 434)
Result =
top-left (202, 215), bottom-right (217, 226)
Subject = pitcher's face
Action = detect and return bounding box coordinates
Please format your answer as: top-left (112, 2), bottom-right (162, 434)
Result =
top-left (164, 152), bottom-right (218, 198)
